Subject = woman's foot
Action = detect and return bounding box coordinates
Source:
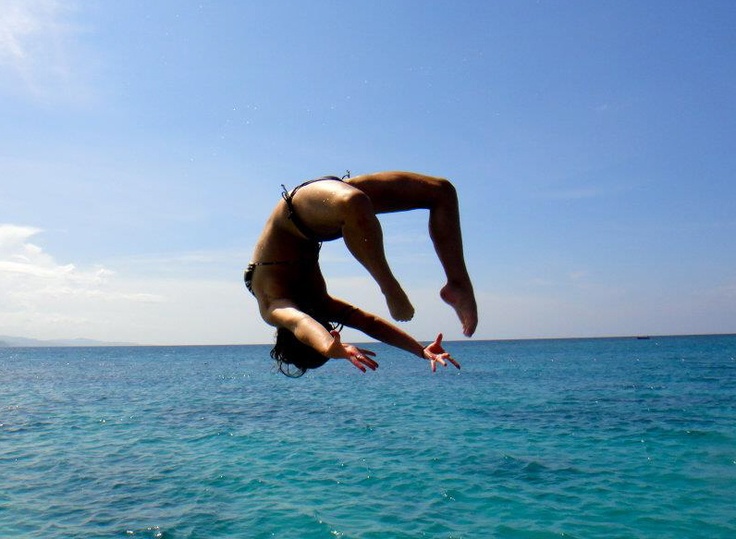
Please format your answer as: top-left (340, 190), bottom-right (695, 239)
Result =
top-left (440, 281), bottom-right (478, 337)
top-left (384, 285), bottom-right (415, 321)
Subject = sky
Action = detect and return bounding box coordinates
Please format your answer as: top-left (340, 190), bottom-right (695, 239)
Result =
top-left (1, 0), bottom-right (735, 345)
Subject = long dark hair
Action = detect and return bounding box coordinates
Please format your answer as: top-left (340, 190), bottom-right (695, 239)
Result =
top-left (270, 317), bottom-right (338, 377)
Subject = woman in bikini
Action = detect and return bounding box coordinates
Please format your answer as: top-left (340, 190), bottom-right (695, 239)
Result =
top-left (246, 171), bottom-right (478, 376)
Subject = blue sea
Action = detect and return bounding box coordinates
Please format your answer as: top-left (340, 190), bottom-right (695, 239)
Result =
top-left (2, 335), bottom-right (735, 538)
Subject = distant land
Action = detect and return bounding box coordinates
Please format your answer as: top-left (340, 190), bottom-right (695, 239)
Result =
top-left (0, 336), bottom-right (136, 347)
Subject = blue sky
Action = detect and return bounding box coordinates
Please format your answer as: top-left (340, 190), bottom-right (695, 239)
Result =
top-left (1, 0), bottom-right (735, 345)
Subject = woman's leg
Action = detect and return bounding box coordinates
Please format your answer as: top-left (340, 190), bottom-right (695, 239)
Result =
top-left (338, 190), bottom-right (415, 321)
top-left (348, 172), bottom-right (478, 336)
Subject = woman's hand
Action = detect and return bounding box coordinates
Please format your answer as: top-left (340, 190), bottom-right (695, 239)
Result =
top-left (328, 330), bottom-right (378, 372)
top-left (423, 333), bottom-right (461, 372)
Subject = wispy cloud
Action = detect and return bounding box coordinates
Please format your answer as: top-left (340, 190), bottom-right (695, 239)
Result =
top-left (0, 224), bottom-right (164, 338)
top-left (0, 0), bottom-right (87, 101)
top-left (0, 224), bottom-right (162, 300)
top-left (0, 224), bottom-right (263, 345)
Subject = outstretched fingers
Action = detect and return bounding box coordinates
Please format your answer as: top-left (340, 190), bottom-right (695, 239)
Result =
top-left (330, 331), bottom-right (379, 372)
top-left (428, 353), bottom-right (460, 372)
top-left (348, 350), bottom-right (379, 372)
top-left (424, 333), bottom-right (461, 372)
top-left (428, 352), bottom-right (451, 372)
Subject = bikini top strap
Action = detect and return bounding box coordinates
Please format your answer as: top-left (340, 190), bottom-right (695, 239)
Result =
top-left (280, 183), bottom-right (295, 217)
top-left (293, 175), bottom-right (342, 194)
top-left (281, 176), bottom-right (346, 242)
top-left (281, 176), bottom-right (344, 215)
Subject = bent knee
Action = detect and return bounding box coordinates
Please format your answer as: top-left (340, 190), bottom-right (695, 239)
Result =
top-left (426, 177), bottom-right (457, 206)
top-left (338, 188), bottom-right (374, 217)
top-left (435, 177), bottom-right (456, 194)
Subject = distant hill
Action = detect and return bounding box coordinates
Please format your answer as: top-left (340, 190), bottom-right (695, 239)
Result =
top-left (0, 335), bottom-right (135, 347)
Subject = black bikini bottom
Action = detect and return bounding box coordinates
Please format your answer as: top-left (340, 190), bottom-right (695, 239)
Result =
top-left (244, 258), bottom-right (316, 296)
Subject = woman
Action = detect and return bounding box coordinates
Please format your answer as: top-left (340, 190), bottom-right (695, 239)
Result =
top-left (245, 171), bottom-right (477, 376)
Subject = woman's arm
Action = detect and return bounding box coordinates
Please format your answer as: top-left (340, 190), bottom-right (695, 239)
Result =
top-left (328, 297), bottom-right (460, 371)
top-left (263, 299), bottom-right (378, 371)
top-left (263, 299), bottom-right (334, 354)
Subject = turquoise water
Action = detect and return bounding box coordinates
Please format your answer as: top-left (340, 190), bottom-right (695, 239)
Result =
top-left (2, 335), bottom-right (735, 538)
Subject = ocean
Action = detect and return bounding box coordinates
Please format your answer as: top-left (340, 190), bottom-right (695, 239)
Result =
top-left (1, 335), bottom-right (735, 538)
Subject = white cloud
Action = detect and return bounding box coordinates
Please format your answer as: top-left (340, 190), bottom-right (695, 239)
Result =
top-left (0, 223), bottom-right (41, 249)
top-left (0, 225), bottom-right (161, 339)
top-left (0, 224), bottom-right (264, 345)
top-left (0, 224), bottom-right (153, 300)
top-left (0, 0), bottom-right (87, 101)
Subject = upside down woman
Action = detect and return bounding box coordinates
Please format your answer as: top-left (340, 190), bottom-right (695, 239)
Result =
top-left (245, 171), bottom-right (477, 376)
